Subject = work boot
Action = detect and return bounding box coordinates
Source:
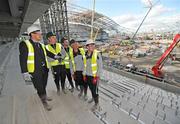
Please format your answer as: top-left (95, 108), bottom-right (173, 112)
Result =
top-left (91, 96), bottom-right (99, 111)
top-left (40, 95), bottom-right (52, 111)
top-left (62, 89), bottom-right (67, 94)
top-left (78, 91), bottom-right (83, 98)
top-left (88, 98), bottom-right (94, 103)
top-left (76, 86), bottom-right (80, 91)
top-left (91, 103), bottom-right (99, 111)
top-left (83, 94), bottom-right (88, 101)
top-left (43, 102), bottom-right (52, 111)
top-left (46, 96), bottom-right (52, 101)
top-left (69, 88), bottom-right (74, 93)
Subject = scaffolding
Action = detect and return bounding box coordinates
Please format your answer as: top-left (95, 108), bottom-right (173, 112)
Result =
top-left (39, 1), bottom-right (134, 42)
top-left (40, 0), bottom-right (69, 42)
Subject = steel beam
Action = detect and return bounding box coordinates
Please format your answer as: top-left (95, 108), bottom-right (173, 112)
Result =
top-left (8, 0), bottom-right (21, 17)
top-left (20, 0), bottom-right (56, 34)
top-left (0, 14), bottom-right (22, 23)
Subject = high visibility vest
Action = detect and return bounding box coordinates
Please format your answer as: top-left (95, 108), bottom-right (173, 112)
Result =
top-left (64, 47), bottom-right (70, 69)
top-left (24, 40), bottom-right (49, 73)
top-left (46, 43), bottom-right (64, 66)
top-left (91, 50), bottom-right (98, 77)
top-left (69, 47), bottom-right (86, 72)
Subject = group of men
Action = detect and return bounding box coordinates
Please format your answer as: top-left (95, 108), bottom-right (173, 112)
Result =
top-left (19, 24), bottom-right (102, 111)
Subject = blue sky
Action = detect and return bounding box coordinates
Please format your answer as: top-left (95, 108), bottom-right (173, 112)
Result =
top-left (71, 0), bottom-right (180, 17)
top-left (68, 0), bottom-right (180, 32)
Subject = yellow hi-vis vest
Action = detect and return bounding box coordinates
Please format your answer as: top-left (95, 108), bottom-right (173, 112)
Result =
top-left (69, 47), bottom-right (86, 72)
top-left (45, 43), bottom-right (64, 66)
top-left (64, 47), bottom-right (71, 69)
top-left (24, 40), bottom-right (49, 73)
top-left (91, 49), bottom-right (99, 77)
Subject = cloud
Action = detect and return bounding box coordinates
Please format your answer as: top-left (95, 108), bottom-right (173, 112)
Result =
top-left (112, 1), bottom-right (177, 32)
top-left (113, 14), bottom-right (139, 24)
top-left (149, 4), bottom-right (174, 17)
top-left (113, 13), bottom-right (180, 32)
top-left (138, 14), bottom-right (180, 32)
top-left (112, 14), bottom-right (142, 29)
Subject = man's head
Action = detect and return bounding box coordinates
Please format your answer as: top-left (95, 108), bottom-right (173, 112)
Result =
top-left (70, 39), bottom-right (79, 50)
top-left (27, 25), bottom-right (42, 42)
top-left (86, 39), bottom-right (95, 52)
top-left (46, 32), bottom-right (57, 44)
top-left (61, 37), bottom-right (69, 47)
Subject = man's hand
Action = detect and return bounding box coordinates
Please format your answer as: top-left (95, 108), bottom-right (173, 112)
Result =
top-left (72, 73), bottom-right (76, 80)
top-left (58, 58), bottom-right (62, 63)
top-left (54, 55), bottom-right (63, 63)
top-left (92, 76), bottom-right (99, 85)
top-left (23, 72), bottom-right (32, 85)
top-left (54, 55), bottom-right (61, 59)
top-left (83, 75), bottom-right (87, 82)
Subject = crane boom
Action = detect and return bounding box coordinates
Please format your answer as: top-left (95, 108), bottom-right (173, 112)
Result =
top-left (152, 34), bottom-right (180, 77)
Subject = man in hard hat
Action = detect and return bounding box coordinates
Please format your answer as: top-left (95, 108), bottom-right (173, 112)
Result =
top-left (69, 39), bottom-right (88, 100)
top-left (19, 24), bottom-right (52, 111)
top-left (83, 39), bottom-right (103, 111)
top-left (61, 37), bottom-right (74, 92)
top-left (45, 32), bottom-right (67, 95)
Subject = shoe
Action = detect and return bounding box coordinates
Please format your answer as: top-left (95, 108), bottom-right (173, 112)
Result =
top-left (91, 104), bottom-right (99, 112)
top-left (57, 90), bottom-right (60, 96)
top-left (62, 89), bottom-right (67, 94)
top-left (46, 96), bottom-right (52, 101)
top-left (88, 98), bottom-right (94, 103)
top-left (78, 92), bottom-right (82, 98)
top-left (76, 86), bottom-right (80, 91)
top-left (43, 102), bottom-right (52, 111)
top-left (69, 88), bottom-right (74, 93)
top-left (83, 95), bottom-right (88, 101)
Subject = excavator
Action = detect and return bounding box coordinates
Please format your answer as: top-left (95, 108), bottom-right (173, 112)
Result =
top-left (152, 34), bottom-right (180, 78)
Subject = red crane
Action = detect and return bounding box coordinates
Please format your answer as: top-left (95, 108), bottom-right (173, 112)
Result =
top-left (152, 34), bottom-right (180, 77)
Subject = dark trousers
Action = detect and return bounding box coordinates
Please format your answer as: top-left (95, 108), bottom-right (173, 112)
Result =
top-left (87, 76), bottom-right (99, 103)
top-left (65, 68), bottom-right (74, 88)
top-left (31, 67), bottom-right (49, 100)
top-left (51, 64), bottom-right (66, 91)
top-left (74, 71), bottom-right (88, 94)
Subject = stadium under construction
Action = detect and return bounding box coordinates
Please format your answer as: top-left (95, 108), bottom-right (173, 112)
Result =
top-left (0, 0), bottom-right (180, 124)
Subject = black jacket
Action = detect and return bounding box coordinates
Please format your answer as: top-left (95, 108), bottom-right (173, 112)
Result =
top-left (19, 39), bottom-right (54, 73)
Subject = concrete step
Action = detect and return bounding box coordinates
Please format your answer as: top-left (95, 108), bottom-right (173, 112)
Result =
top-left (52, 90), bottom-right (102, 124)
top-left (100, 98), bottom-right (138, 124)
top-left (27, 94), bottom-right (52, 124)
top-left (0, 96), bottom-right (16, 124)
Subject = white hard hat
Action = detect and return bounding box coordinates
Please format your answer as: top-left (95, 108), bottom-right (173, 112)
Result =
top-left (27, 24), bottom-right (41, 35)
top-left (86, 39), bottom-right (95, 45)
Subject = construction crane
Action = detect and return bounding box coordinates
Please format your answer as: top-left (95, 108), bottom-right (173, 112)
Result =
top-left (90, 0), bottom-right (96, 39)
top-left (131, 0), bottom-right (160, 41)
top-left (152, 34), bottom-right (180, 77)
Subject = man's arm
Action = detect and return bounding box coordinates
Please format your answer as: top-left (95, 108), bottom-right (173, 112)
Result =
top-left (46, 48), bottom-right (56, 59)
top-left (60, 46), bottom-right (66, 59)
top-left (69, 59), bottom-right (74, 75)
top-left (19, 42), bottom-right (28, 73)
top-left (97, 52), bottom-right (103, 77)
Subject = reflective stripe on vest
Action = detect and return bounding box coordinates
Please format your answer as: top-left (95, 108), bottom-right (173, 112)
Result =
top-left (46, 43), bottom-right (62, 66)
top-left (24, 40), bottom-right (49, 73)
top-left (41, 43), bottom-right (49, 69)
top-left (64, 51), bottom-right (70, 69)
top-left (91, 50), bottom-right (98, 77)
top-left (69, 47), bottom-right (86, 72)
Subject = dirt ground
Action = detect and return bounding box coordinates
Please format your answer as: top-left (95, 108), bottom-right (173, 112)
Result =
top-left (102, 51), bottom-right (180, 83)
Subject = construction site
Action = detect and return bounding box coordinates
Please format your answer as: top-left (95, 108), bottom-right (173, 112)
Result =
top-left (0, 0), bottom-right (180, 124)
